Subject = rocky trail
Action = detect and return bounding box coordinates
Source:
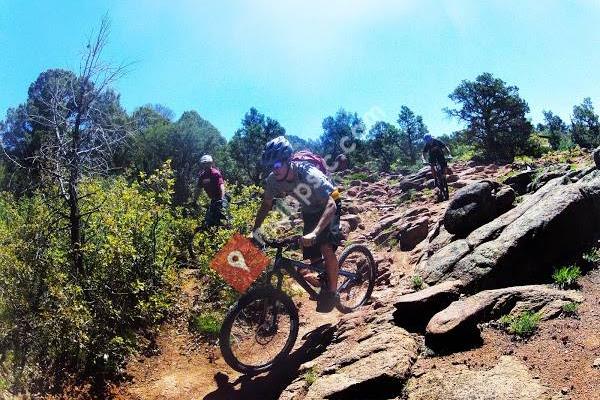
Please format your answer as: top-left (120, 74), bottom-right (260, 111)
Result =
top-left (112, 149), bottom-right (600, 400)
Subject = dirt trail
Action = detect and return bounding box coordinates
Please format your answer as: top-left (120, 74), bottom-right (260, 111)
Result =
top-left (112, 284), bottom-right (341, 400)
top-left (112, 193), bottom-right (409, 400)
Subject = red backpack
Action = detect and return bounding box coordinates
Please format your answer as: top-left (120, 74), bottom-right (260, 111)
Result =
top-left (290, 150), bottom-right (329, 174)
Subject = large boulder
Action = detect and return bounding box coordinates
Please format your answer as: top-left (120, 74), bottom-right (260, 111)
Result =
top-left (504, 169), bottom-right (535, 195)
top-left (443, 180), bottom-right (515, 236)
top-left (280, 305), bottom-right (419, 400)
top-left (406, 356), bottom-right (560, 400)
top-left (370, 207), bottom-right (431, 250)
top-left (594, 146), bottom-right (600, 168)
top-left (399, 216), bottom-right (430, 251)
top-left (426, 285), bottom-right (583, 344)
top-left (417, 169), bottom-right (600, 292)
top-left (394, 280), bottom-right (464, 329)
top-left (527, 164), bottom-right (571, 192)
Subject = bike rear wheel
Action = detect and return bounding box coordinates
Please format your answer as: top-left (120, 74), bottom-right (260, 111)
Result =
top-left (434, 163), bottom-right (449, 201)
top-left (219, 287), bottom-right (299, 374)
top-left (336, 244), bottom-right (377, 313)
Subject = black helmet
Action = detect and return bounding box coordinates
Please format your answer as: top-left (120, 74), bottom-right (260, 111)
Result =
top-left (261, 136), bottom-right (293, 167)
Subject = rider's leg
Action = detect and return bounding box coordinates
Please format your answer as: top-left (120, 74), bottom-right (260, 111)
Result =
top-left (320, 244), bottom-right (339, 292)
top-left (300, 261), bottom-right (321, 287)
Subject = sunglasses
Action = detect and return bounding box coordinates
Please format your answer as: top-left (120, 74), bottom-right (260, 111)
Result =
top-left (272, 160), bottom-right (284, 170)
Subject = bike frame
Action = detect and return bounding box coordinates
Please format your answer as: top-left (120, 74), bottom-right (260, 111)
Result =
top-left (263, 246), bottom-right (360, 299)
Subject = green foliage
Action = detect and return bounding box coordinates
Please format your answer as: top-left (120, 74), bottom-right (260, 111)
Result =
top-left (498, 311), bottom-right (541, 337)
top-left (345, 172), bottom-right (369, 182)
top-left (304, 367), bottom-right (318, 386)
top-left (552, 265), bottom-right (582, 289)
top-left (538, 110), bottom-right (569, 150)
top-left (368, 121), bottom-right (401, 172)
top-left (0, 163), bottom-right (178, 391)
top-left (446, 72), bottom-right (532, 162)
top-left (571, 98), bottom-right (600, 149)
top-left (583, 247), bottom-right (600, 264)
top-left (228, 108), bottom-right (286, 185)
top-left (512, 155), bottom-right (535, 166)
top-left (130, 109), bottom-right (227, 205)
top-left (522, 133), bottom-right (551, 158)
top-left (320, 109), bottom-right (363, 165)
top-left (562, 302), bottom-right (579, 316)
top-left (190, 311), bottom-right (224, 338)
top-left (439, 131), bottom-right (478, 161)
top-left (397, 106), bottom-right (428, 164)
top-left (411, 275), bottom-right (424, 291)
top-left (396, 189), bottom-right (419, 205)
top-left (280, 278), bottom-right (305, 299)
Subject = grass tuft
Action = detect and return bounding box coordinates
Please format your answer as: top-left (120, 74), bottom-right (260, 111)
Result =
top-left (498, 311), bottom-right (541, 337)
top-left (552, 265), bottom-right (581, 289)
top-left (304, 367), bottom-right (318, 386)
top-left (411, 275), bottom-right (424, 291)
top-left (562, 302), bottom-right (579, 316)
top-left (190, 311), bottom-right (224, 338)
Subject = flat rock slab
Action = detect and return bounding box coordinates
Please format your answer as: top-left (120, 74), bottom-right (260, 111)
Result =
top-left (280, 305), bottom-right (419, 400)
top-left (406, 356), bottom-right (562, 400)
top-left (394, 280), bottom-right (464, 329)
top-left (426, 285), bottom-right (583, 341)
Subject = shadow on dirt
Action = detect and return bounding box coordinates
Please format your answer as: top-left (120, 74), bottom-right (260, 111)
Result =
top-left (203, 324), bottom-right (335, 400)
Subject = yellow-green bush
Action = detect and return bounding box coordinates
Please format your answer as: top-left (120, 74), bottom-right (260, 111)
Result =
top-left (0, 164), bottom-right (178, 392)
top-left (186, 184), bottom-right (281, 312)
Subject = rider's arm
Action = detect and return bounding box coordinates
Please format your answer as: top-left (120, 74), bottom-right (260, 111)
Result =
top-left (218, 182), bottom-right (225, 200)
top-left (252, 194), bottom-right (273, 232)
top-left (311, 196), bottom-right (336, 236)
top-left (444, 144), bottom-right (452, 157)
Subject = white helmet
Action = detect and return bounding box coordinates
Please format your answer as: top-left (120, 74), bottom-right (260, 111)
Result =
top-left (200, 154), bottom-right (213, 164)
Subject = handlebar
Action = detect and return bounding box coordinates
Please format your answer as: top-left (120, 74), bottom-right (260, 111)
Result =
top-left (253, 235), bottom-right (301, 250)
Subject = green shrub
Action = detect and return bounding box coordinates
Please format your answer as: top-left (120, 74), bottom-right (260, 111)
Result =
top-left (452, 144), bottom-right (477, 161)
top-left (583, 248), bottom-right (600, 264)
top-left (344, 172), bottom-right (369, 182)
top-left (190, 311), bottom-right (224, 338)
top-left (304, 367), bottom-right (318, 386)
top-left (396, 189), bottom-right (418, 205)
top-left (552, 265), bottom-right (582, 289)
top-left (562, 302), bottom-right (579, 315)
top-left (0, 163), bottom-right (178, 391)
top-left (498, 311), bottom-right (541, 337)
top-left (411, 275), bottom-right (424, 291)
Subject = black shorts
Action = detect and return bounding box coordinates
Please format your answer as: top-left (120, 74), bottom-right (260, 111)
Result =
top-left (204, 198), bottom-right (229, 228)
top-left (302, 199), bottom-right (342, 260)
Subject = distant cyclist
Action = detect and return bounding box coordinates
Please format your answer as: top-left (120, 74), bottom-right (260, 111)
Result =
top-left (422, 134), bottom-right (451, 184)
top-left (252, 136), bottom-right (342, 313)
top-left (192, 154), bottom-right (230, 229)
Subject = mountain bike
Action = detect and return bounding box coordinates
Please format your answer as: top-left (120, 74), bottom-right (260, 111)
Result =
top-left (219, 236), bottom-right (377, 375)
top-left (432, 160), bottom-right (449, 201)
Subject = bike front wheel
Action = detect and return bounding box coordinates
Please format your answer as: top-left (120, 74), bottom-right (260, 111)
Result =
top-left (219, 287), bottom-right (299, 375)
top-left (336, 244), bottom-right (377, 313)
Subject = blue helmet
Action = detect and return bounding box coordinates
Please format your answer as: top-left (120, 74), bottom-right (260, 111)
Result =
top-left (424, 134), bottom-right (433, 142)
top-left (261, 136), bottom-right (294, 167)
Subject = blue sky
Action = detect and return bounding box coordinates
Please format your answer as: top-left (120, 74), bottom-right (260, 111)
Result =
top-left (1, 0), bottom-right (600, 140)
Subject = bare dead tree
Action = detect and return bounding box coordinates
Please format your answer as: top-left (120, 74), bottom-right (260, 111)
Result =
top-left (26, 16), bottom-right (132, 276)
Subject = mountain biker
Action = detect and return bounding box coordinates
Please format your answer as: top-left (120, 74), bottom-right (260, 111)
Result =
top-left (422, 134), bottom-right (451, 187)
top-left (193, 154), bottom-right (230, 229)
top-left (252, 136), bottom-right (342, 313)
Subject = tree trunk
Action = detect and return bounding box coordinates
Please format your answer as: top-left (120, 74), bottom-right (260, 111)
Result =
top-left (69, 107), bottom-right (83, 276)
